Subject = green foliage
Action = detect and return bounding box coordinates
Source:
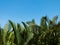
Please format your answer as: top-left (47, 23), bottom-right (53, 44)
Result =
top-left (0, 16), bottom-right (60, 45)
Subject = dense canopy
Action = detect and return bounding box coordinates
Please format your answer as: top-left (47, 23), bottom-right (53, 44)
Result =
top-left (0, 16), bottom-right (60, 45)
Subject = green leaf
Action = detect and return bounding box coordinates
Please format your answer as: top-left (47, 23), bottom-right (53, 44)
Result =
top-left (9, 20), bottom-right (22, 45)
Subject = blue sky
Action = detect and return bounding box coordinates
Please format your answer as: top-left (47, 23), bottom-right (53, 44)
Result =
top-left (0, 0), bottom-right (60, 27)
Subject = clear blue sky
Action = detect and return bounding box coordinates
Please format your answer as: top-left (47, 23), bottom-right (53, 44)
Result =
top-left (0, 0), bottom-right (60, 27)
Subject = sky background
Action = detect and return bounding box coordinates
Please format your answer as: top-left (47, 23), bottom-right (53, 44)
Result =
top-left (0, 0), bottom-right (60, 27)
